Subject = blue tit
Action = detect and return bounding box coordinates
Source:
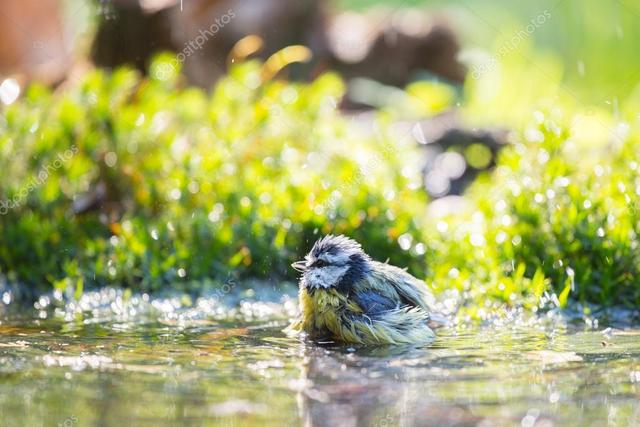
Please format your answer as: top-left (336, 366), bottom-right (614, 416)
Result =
top-left (287, 235), bottom-right (436, 345)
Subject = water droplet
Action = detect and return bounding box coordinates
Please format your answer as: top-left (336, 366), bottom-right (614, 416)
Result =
top-left (105, 152), bottom-right (118, 167)
top-left (259, 193), bottom-right (272, 204)
top-left (281, 87), bottom-right (298, 104)
top-left (398, 234), bottom-right (412, 251)
top-left (2, 292), bottom-right (12, 305)
top-left (425, 171), bottom-right (450, 197)
top-left (169, 189), bottom-right (181, 200)
top-left (470, 234), bottom-right (485, 247)
top-left (188, 181), bottom-right (199, 194)
top-left (0, 78), bottom-right (20, 105)
top-left (436, 221), bottom-right (448, 233)
top-left (524, 128), bottom-right (544, 143)
top-left (436, 152), bottom-right (466, 179)
top-left (412, 122), bottom-right (428, 144)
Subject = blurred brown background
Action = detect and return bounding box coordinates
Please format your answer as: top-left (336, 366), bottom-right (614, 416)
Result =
top-left (0, 0), bottom-right (465, 89)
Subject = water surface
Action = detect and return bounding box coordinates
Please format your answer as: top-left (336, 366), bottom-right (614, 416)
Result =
top-left (0, 289), bottom-right (639, 426)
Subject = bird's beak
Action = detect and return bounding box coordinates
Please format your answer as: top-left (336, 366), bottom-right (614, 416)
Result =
top-left (291, 260), bottom-right (307, 272)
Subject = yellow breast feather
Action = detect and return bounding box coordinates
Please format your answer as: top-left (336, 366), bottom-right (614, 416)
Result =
top-left (289, 284), bottom-right (433, 345)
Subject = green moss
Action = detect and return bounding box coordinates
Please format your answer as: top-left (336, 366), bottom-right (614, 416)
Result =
top-left (427, 111), bottom-right (640, 310)
top-left (2, 52), bottom-right (640, 314)
top-left (0, 56), bottom-right (429, 292)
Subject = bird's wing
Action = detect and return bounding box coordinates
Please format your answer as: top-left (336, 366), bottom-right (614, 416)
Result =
top-left (370, 261), bottom-right (435, 311)
top-left (353, 290), bottom-right (399, 316)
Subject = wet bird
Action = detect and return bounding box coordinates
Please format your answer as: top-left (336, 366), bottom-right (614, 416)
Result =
top-left (288, 235), bottom-right (437, 345)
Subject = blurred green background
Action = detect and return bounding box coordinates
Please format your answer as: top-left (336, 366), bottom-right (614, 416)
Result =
top-left (339, 0), bottom-right (640, 105)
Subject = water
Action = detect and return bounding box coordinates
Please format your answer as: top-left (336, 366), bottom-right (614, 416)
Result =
top-left (0, 289), bottom-right (639, 426)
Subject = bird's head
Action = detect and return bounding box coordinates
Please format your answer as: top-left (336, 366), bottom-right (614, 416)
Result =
top-left (292, 235), bottom-right (371, 291)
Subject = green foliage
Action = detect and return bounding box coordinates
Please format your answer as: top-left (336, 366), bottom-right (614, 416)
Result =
top-left (427, 110), bottom-right (640, 309)
top-left (0, 56), bottom-right (429, 292)
top-left (2, 51), bottom-right (640, 313)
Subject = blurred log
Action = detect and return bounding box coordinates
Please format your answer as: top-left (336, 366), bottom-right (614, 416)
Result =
top-left (90, 1), bottom-right (465, 91)
top-left (171, 0), bottom-right (329, 86)
top-left (327, 11), bottom-right (466, 88)
top-left (91, 0), bottom-right (329, 85)
top-left (91, 0), bottom-right (175, 71)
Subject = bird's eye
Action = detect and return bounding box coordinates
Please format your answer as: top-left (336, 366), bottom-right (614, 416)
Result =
top-left (314, 259), bottom-right (328, 268)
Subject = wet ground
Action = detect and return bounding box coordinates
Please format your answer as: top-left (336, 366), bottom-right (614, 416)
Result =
top-left (0, 288), bottom-right (639, 426)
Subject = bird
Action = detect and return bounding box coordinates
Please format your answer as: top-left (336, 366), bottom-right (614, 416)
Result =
top-left (287, 235), bottom-right (437, 345)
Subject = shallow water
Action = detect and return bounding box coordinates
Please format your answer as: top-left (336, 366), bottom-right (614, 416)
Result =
top-left (0, 290), bottom-right (639, 427)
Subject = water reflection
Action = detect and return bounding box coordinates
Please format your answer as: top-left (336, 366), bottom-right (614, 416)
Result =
top-left (0, 295), bottom-right (639, 426)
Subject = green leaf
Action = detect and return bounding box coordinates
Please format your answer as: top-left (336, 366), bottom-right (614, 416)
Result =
top-left (558, 275), bottom-right (573, 308)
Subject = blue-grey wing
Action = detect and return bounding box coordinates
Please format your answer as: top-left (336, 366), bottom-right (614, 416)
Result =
top-left (354, 290), bottom-right (399, 316)
top-left (370, 261), bottom-right (435, 311)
